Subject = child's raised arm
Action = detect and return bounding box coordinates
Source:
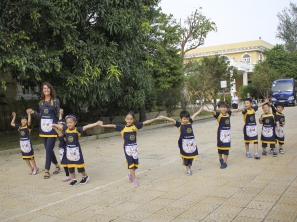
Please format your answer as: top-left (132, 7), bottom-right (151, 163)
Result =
top-left (82, 121), bottom-right (103, 131)
top-left (200, 107), bottom-right (216, 116)
top-left (11, 112), bottom-right (16, 127)
top-left (26, 109), bottom-right (32, 126)
top-left (52, 125), bottom-right (64, 137)
top-left (59, 108), bottom-right (63, 120)
top-left (158, 115), bottom-right (176, 125)
top-left (143, 117), bottom-right (159, 126)
top-left (52, 123), bottom-right (63, 131)
top-left (98, 121), bottom-right (116, 128)
top-left (258, 100), bottom-right (269, 108)
top-left (191, 108), bottom-right (203, 119)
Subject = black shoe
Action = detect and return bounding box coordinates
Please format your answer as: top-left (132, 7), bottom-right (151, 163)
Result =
top-left (80, 176), bottom-right (89, 184)
top-left (69, 179), bottom-right (77, 187)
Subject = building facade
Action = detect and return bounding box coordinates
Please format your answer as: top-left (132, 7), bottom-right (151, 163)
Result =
top-left (184, 39), bottom-right (274, 93)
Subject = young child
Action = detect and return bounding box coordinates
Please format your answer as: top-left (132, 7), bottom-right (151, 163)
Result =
top-left (52, 114), bottom-right (101, 186)
top-left (242, 98), bottom-right (265, 159)
top-left (271, 104), bottom-right (285, 154)
top-left (98, 111), bottom-right (160, 186)
top-left (11, 111), bottom-right (39, 175)
top-left (259, 102), bottom-right (279, 157)
top-left (201, 101), bottom-right (242, 169)
top-left (158, 109), bottom-right (202, 175)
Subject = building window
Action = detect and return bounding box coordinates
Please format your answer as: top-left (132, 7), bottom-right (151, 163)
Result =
top-left (243, 53), bottom-right (251, 64)
top-left (220, 55), bottom-right (229, 61)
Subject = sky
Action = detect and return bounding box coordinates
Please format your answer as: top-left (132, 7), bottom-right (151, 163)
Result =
top-left (159, 0), bottom-right (295, 47)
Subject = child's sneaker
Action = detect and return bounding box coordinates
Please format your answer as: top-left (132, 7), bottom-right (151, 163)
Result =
top-left (254, 153), bottom-right (260, 159)
top-left (127, 174), bottom-right (133, 182)
top-left (133, 179), bottom-right (139, 186)
top-left (279, 148), bottom-right (284, 154)
top-left (186, 170), bottom-right (192, 176)
top-left (219, 158), bottom-right (224, 167)
top-left (220, 162), bottom-right (227, 169)
top-left (273, 151), bottom-right (278, 157)
top-left (28, 167), bottom-right (34, 175)
top-left (262, 151), bottom-right (267, 156)
top-left (32, 168), bottom-right (39, 175)
top-left (80, 176), bottom-right (89, 184)
top-left (69, 179), bottom-right (78, 187)
top-left (246, 152), bottom-right (252, 158)
top-left (63, 176), bottom-right (71, 182)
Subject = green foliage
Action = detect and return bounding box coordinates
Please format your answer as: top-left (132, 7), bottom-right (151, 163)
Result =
top-left (238, 85), bottom-right (258, 100)
top-left (277, 2), bottom-right (297, 52)
top-left (262, 45), bottom-right (297, 79)
top-left (0, 0), bottom-right (159, 117)
top-left (252, 62), bottom-right (282, 98)
top-left (185, 55), bottom-right (238, 110)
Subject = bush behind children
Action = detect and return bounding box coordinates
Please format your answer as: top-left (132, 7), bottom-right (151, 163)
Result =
top-left (11, 100), bottom-right (287, 186)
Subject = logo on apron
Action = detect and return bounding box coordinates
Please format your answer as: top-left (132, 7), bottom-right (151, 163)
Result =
top-left (20, 140), bottom-right (32, 153)
top-left (182, 139), bottom-right (197, 153)
top-left (262, 127), bottom-right (273, 138)
top-left (125, 145), bottom-right (138, 159)
top-left (20, 130), bottom-right (25, 136)
top-left (66, 147), bottom-right (80, 161)
top-left (220, 129), bottom-right (231, 143)
top-left (246, 125), bottom-right (258, 137)
top-left (68, 136), bottom-right (74, 142)
top-left (130, 135), bottom-right (135, 141)
top-left (44, 109), bottom-right (49, 114)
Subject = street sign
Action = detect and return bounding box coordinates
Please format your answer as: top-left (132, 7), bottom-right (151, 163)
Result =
top-left (220, 80), bottom-right (227, 88)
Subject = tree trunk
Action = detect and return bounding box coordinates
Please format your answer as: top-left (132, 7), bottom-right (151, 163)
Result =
top-left (139, 104), bottom-right (146, 122)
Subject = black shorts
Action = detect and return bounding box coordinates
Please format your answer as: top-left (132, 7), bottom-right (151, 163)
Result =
top-left (262, 143), bottom-right (275, 148)
top-left (182, 158), bottom-right (193, 166)
top-left (218, 150), bottom-right (229, 155)
top-left (232, 104), bottom-right (238, 109)
top-left (68, 167), bottom-right (85, 174)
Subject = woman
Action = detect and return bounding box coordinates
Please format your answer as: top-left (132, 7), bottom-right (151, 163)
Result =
top-left (27, 82), bottom-right (60, 179)
top-left (231, 92), bottom-right (239, 116)
top-left (247, 92), bottom-right (251, 98)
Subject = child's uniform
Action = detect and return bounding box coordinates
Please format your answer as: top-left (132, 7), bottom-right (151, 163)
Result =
top-left (116, 123), bottom-right (143, 169)
top-left (260, 112), bottom-right (277, 148)
top-left (62, 126), bottom-right (85, 169)
top-left (214, 111), bottom-right (232, 154)
top-left (15, 124), bottom-right (34, 159)
top-left (272, 106), bottom-right (285, 144)
top-left (175, 118), bottom-right (198, 165)
top-left (242, 107), bottom-right (259, 143)
top-left (58, 135), bottom-right (67, 167)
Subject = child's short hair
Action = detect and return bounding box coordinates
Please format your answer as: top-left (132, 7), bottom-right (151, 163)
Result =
top-left (217, 101), bottom-right (227, 108)
top-left (262, 103), bottom-right (270, 108)
top-left (21, 115), bottom-right (28, 120)
top-left (125, 111), bottom-right (135, 119)
top-left (180, 110), bottom-right (190, 118)
top-left (276, 103), bottom-right (284, 108)
top-left (244, 98), bottom-right (252, 103)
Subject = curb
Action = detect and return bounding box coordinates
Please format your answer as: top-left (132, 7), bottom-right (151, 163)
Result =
top-left (0, 115), bottom-right (213, 156)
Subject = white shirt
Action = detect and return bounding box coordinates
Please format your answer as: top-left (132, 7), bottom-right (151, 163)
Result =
top-left (232, 96), bottom-right (238, 104)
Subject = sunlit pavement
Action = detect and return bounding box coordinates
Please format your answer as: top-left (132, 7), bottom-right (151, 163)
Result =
top-left (1, 107), bottom-right (297, 222)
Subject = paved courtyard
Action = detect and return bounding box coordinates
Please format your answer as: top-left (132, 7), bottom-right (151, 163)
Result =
top-left (0, 107), bottom-right (297, 222)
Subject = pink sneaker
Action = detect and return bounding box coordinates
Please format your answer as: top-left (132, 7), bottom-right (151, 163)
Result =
top-left (133, 179), bottom-right (139, 186)
top-left (28, 168), bottom-right (34, 175)
top-left (127, 174), bottom-right (133, 182)
top-left (63, 176), bottom-right (71, 182)
top-left (32, 168), bottom-right (39, 175)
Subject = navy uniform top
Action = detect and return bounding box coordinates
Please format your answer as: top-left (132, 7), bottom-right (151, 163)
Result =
top-left (15, 124), bottom-right (34, 158)
top-left (214, 111), bottom-right (232, 150)
top-left (260, 113), bottom-right (276, 144)
top-left (63, 126), bottom-right (84, 168)
top-left (175, 118), bottom-right (198, 159)
top-left (271, 106), bottom-right (285, 127)
top-left (34, 98), bottom-right (60, 137)
top-left (242, 107), bottom-right (258, 142)
top-left (116, 123), bottom-right (143, 146)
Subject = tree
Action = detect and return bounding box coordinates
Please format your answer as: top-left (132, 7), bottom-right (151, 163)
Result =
top-left (262, 45), bottom-right (297, 79)
top-left (0, 0), bottom-right (158, 119)
top-left (186, 55), bottom-right (238, 110)
top-left (276, 2), bottom-right (297, 53)
top-left (145, 10), bottom-right (184, 117)
top-left (252, 63), bottom-right (283, 98)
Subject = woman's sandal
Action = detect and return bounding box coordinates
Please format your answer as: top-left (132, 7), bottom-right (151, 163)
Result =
top-left (53, 166), bottom-right (60, 174)
top-left (44, 171), bottom-right (50, 179)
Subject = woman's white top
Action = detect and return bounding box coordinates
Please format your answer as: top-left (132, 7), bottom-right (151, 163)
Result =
top-left (232, 96), bottom-right (239, 104)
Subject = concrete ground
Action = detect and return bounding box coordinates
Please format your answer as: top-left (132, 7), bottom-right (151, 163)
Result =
top-left (0, 107), bottom-right (296, 222)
